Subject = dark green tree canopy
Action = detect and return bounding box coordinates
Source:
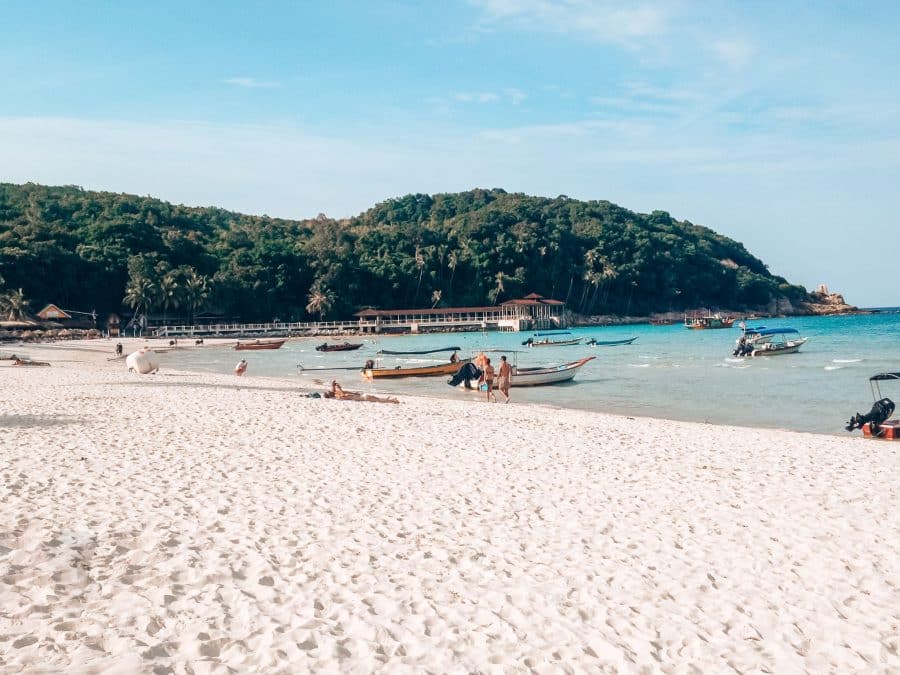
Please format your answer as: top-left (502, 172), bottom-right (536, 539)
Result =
top-left (0, 183), bottom-right (809, 322)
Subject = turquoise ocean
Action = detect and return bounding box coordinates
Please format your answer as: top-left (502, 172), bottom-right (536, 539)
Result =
top-left (166, 311), bottom-right (899, 436)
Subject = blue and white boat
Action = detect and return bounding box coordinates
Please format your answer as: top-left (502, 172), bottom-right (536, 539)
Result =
top-left (733, 326), bottom-right (808, 357)
top-left (521, 331), bottom-right (582, 347)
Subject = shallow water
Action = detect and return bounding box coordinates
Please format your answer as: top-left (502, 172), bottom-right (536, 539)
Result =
top-left (165, 311), bottom-right (900, 435)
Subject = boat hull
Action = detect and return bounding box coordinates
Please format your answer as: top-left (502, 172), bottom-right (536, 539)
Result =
top-left (525, 338), bottom-right (583, 347)
top-left (510, 357), bottom-right (595, 386)
top-left (363, 359), bottom-right (470, 379)
top-left (862, 419), bottom-right (900, 440)
top-left (587, 337), bottom-right (636, 346)
top-left (315, 343), bottom-right (363, 352)
top-left (749, 338), bottom-right (807, 357)
top-left (234, 340), bottom-right (286, 351)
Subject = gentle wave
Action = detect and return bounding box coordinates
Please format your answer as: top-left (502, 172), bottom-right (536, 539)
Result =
top-left (824, 365), bottom-right (844, 371)
top-left (832, 358), bottom-right (862, 363)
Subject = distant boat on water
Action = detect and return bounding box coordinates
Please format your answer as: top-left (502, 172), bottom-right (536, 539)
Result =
top-left (522, 331), bottom-right (582, 347)
top-left (587, 337), bottom-right (637, 346)
top-left (684, 312), bottom-right (735, 329)
top-left (315, 342), bottom-right (363, 352)
top-left (234, 339), bottom-right (286, 351)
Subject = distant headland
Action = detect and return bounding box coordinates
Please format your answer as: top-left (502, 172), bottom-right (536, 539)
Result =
top-left (0, 183), bottom-right (855, 332)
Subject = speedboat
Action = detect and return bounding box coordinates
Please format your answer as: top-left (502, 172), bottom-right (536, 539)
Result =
top-left (733, 327), bottom-right (807, 357)
top-left (845, 372), bottom-right (899, 440)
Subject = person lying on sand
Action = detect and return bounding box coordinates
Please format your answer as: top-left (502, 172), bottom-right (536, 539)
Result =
top-left (13, 358), bottom-right (51, 367)
top-left (326, 380), bottom-right (399, 404)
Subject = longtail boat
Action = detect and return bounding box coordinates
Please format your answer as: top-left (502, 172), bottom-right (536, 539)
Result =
top-left (511, 356), bottom-right (595, 386)
top-left (363, 359), bottom-right (471, 379)
top-left (450, 353), bottom-right (595, 388)
top-left (234, 339), bottom-right (286, 351)
top-left (363, 346), bottom-right (466, 379)
top-left (586, 337), bottom-right (637, 346)
top-left (522, 331), bottom-right (583, 347)
top-left (315, 342), bottom-right (363, 352)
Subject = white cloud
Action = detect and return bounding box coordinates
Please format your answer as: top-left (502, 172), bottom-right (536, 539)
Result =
top-left (455, 92), bottom-right (501, 103)
top-left (710, 37), bottom-right (755, 70)
top-left (471, 0), bottom-right (669, 45)
top-left (453, 89), bottom-right (527, 104)
top-left (224, 77), bottom-right (281, 88)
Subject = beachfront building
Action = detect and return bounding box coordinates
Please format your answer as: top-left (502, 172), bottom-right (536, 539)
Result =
top-left (354, 293), bottom-right (566, 334)
top-left (36, 304), bottom-right (72, 321)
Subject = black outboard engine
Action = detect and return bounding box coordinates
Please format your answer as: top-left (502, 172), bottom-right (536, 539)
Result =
top-left (447, 362), bottom-right (482, 389)
top-left (845, 398), bottom-right (895, 431)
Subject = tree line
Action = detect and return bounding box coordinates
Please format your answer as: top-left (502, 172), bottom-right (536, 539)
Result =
top-left (0, 183), bottom-right (810, 323)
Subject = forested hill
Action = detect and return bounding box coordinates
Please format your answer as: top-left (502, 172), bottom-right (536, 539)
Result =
top-left (0, 183), bottom-right (810, 323)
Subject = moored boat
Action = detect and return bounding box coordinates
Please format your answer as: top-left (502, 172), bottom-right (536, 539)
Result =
top-left (522, 331), bottom-right (582, 347)
top-left (684, 312), bottom-right (735, 329)
top-left (363, 359), bottom-right (470, 379)
top-left (733, 327), bottom-right (807, 357)
top-left (315, 342), bottom-right (363, 352)
top-left (448, 353), bottom-right (595, 388)
top-left (234, 339), bottom-right (286, 351)
top-left (510, 356), bottom-right (596, 386)
top-left (586, 337), bottom-right (637, 346)
top-left (845, 372), bottom-right (899, 440)
top-left (363, 346), bottom-right (466, 379)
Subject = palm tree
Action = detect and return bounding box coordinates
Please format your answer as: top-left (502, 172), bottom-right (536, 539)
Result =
top-left (158, 272), bottom-right (180, 323)
top-left (412, 245), bottom-right (426, 305)
top-left (123, 276), bottom-right (155, 322)
top-left (0, 288), bottom-right (30, 321)
top-left (431, 289), bottom-right (442, 308)
top-left (446, 250), bottom-right (458, 299)
top-left (183, 270), bottom-right (209, 324)
top-left (306, 284), bottom-right (335, 321)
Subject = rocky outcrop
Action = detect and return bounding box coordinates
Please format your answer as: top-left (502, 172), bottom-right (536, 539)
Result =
top-left (796, 290), bottom-right (857, 315)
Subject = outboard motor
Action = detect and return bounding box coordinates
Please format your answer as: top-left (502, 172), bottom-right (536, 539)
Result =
top-left (845, 398), bottom-right (895, 431)
top-left (447, 362), bottom-right (482, 389)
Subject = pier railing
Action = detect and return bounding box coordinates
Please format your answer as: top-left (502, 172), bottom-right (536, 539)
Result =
top-left (151, 314), bottom-right (535, 337)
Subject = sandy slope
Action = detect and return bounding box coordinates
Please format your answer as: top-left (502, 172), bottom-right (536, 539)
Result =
top-left (1, 340), bottom-right (898, 673)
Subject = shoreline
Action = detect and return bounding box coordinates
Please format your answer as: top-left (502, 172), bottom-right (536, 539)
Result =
top-left (1, 340), bottom-right (898, 671)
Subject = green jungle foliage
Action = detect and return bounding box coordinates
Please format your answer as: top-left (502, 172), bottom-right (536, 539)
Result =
top-left (0, 183), bottom-right (809, 322)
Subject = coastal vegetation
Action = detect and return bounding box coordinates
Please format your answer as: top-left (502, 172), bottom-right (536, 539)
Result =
top-left (0, 183), bottom-right (811, 322)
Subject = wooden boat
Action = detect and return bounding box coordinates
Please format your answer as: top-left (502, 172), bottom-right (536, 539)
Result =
top-left (846, 372), bottom-right (899, 440)
top-left (234, 339), bottom-right (286, 351)
top-left (315, 342), bottom-right (363, 352)
top-left (522, 332), bottom-right (582, 347)
top-left (363, 359), bottom-right (470, 379)
top-left (511, 356), bottom-right (595, 386)
top-left (733, 327), bottom-right (807, 357)
top-left (684, 312), bottom-right (735, 329)
top-left (363, 346), bottom-right (466, 379)
top-left (586, 337), bottom-right (637, 346)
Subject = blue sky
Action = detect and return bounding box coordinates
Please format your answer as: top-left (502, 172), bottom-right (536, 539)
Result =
top-left (2, 1), bottom-right (899, 306)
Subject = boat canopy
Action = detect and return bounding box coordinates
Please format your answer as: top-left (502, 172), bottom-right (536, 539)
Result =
top-left (746, 327), bottom-right (799, 336)
top-left (535, 331), bottom-right (571, 336)
top-left (870, 372), bottom-right (900, 382)
top-left (378, 346), bottom-right (461, 355)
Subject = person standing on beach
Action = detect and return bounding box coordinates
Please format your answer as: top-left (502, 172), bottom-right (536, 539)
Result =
top-left (482, 357), bottom-right (497, 403)
top-left (498, 355), bottom-right (511, 403)
top-left (235, 359), bottom-right (248, 376)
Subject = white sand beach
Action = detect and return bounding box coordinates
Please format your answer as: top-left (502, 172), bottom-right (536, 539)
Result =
top-left (1, 340), bottom-right (898, 673)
